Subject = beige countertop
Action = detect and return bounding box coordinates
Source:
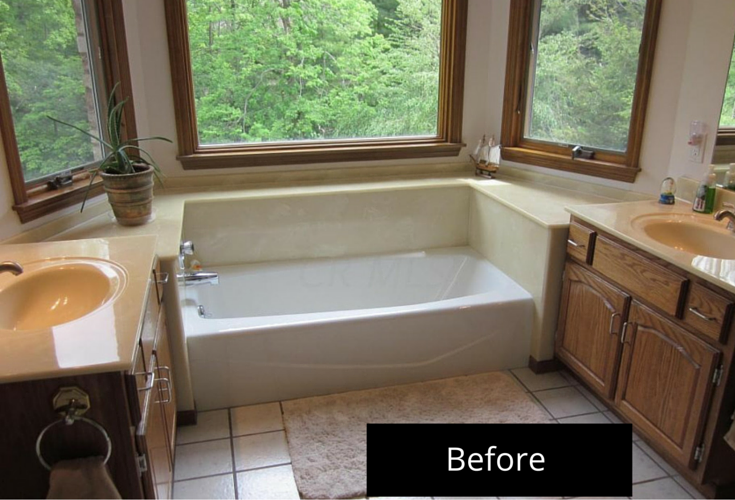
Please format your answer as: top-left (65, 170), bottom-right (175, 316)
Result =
top-left (0, 235), bottom-right (158, 383)
top-left (567, 199), bottom-right (735, 294)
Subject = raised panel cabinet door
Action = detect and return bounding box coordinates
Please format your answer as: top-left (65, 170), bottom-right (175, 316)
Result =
top-left (556, 263), bottom-right (630, 399)
top-left (615, 301), bottom-right (720, 469)
top-left (136, 354), bottom-right (173, 499)
top-left (153, 308), bottom-right (177, 463)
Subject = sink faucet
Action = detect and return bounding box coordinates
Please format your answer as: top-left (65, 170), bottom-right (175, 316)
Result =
top-left (714, 205), bottom-right (735, 232)
top-left (0, 261), bottom-right (23, 276)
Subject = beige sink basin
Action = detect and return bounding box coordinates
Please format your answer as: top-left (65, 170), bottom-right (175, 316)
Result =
top-left (631, 213), bottom-right (735, 259)
top-left (0, 259), bottom-right (127, 331)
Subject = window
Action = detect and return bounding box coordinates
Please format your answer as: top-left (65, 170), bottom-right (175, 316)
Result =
top-left (164, 0), bottom-right (467, 169)
top-left (717, 43), bottom-right (735, 148)
top-left (0, 0), bottom-right (136, 223)
top-left (501, 0), bottom-right (662, 182)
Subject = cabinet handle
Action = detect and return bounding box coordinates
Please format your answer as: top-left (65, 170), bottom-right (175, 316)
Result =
top-left (609, 312), bottom-right (621, 335)
top-left (156, 272), bottom-right (170, 285)
top-left (620, 322), bottom-right (629, 344)
top-left (688, 307), bottom-right (716, 322)
top-left (568, 239), bottom-right (585, 248)
top-left (135, 368), bottom-right (156, 392)
top-left (155, 377), bottom-right (172, 404)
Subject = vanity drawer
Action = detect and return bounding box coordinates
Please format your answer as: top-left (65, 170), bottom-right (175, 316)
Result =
top-left (683, 283), bottom-right (733, 343)
top-left (567, 222), bottom-right (596, 264)
top-left (592, 236), bottom-right (688, 316)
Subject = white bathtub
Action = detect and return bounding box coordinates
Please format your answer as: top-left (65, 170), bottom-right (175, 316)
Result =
top-left (183, 246), bottom-right (533, 410)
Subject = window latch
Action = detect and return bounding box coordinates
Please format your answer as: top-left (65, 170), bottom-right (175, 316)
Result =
top-left (571, 145), bottom-right (595, 160)
top-left (47, 171), bottom-right (74, 190)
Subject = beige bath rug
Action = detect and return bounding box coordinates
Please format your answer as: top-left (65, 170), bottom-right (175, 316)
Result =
top-left (282, 371), bottom-right (551, 499)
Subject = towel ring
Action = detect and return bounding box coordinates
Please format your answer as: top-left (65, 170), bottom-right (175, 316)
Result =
top-left (35, 417), bottom-right (112, 471)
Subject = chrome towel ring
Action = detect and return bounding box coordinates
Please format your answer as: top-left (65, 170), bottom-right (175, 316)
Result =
top-left (35, 416), bottom-right (112, 471)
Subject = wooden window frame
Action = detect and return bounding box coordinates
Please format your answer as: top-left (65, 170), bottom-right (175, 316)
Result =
top-left (164, 0), bottom-right (467, 170)
top-left (716, 129), bottom-right (735, 147)
top-left (500, 0), bottom-right (662, 183)
top-left (0, 0), bottom-right (137, 224)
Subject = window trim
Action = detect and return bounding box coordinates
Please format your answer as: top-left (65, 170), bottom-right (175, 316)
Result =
top-left (0, 0), bottom-right (137, 224)
top-left (164, 0), bottom-right (467, 170)
top-left (500, 0), bottom-right (662, 183)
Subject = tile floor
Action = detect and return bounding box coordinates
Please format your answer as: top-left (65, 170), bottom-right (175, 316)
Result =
top-left (172, 368), bottom-right (704, 500)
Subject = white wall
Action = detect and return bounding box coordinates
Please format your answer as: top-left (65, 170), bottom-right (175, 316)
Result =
top-left (1, 0), bottom-right (734, 240)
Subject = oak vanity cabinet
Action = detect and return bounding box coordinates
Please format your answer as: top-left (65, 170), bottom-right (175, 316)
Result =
top-left (130, 265), bottom-right (177, 499)
top-left (557, 219), bottom-right (735, 498)
top-left (0, 263), bottom-right (176, 499)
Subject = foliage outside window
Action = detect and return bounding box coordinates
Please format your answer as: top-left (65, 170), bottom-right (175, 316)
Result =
top-left (0, 0), bottom-right (135, 223)
top-left (165, 0), bottom-right (467, 169)
top-left (501, 0), bottom-right (662, 182)
top-left (717, 44), bottom-right (735, 147)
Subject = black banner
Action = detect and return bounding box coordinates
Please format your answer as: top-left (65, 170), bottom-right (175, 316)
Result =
top-left (367, 423), bottom-right (633, 497)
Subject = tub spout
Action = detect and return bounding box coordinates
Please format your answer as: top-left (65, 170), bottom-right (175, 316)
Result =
top-left (179, 271), bottom-right (219, 286)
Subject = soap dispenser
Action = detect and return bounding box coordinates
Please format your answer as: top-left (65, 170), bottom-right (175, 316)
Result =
top-left (693, 165), bottom-right (717, 214)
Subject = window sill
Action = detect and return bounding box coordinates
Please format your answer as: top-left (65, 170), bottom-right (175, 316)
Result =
top-left (13, 176), bottom-right (104, 224)
top-left (501, 147), bottom-right (640, 183)
top-left (178, 141), bottom-right (464, 170)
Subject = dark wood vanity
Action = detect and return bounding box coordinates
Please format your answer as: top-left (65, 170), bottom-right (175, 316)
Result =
top-left (0, 262), bottom-right (176, 499)
top-left (557, 217), bottom-right (735, 498)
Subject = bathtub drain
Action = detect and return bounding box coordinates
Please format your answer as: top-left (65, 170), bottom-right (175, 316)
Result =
top-left (197, 305), bottom-right (207, 318)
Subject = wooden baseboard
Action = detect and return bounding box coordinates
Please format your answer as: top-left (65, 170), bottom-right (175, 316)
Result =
top-left (528, 356), bottom-right (562, 374)
top-left (177, 409), bottom-right (197, 426)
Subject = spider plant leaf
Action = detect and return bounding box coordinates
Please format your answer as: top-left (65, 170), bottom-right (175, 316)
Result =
top-left (121, 136), bottom-right (173, 146)
top-left (47, 116), bottom-right (112, 149)
top-left (80, 169), bottom-right (99, 213)
top-left (123, 145), bottom-right (163, 173)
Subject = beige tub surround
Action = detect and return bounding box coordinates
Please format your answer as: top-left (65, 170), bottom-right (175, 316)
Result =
top-left (0, 235), bottom-right (157, 382)
top-left (0, 171), bottom-right (641, 408)
top-left (567, 199), bottom-right (735, 294)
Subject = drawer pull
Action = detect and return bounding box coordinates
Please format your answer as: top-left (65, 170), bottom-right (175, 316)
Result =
top-left (689, 307), bottom-right (716, 322)
top-left (568, 239), bottom-right (585, 248)
top-left (156, 377), bottom-right (172, 404)
top-left (136, 368), bottom-right (156, 392)
top-left (609, 312), bottom-right (621, 335)
top-left (156, 272), bottom-right (170, 285)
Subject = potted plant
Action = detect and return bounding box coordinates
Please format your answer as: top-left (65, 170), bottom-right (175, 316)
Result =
top-left (48, 84), bottom-right (171, 226)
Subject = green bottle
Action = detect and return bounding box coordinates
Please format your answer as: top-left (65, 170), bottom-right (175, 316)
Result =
top-left (692, 165), bottom-right (717, 214)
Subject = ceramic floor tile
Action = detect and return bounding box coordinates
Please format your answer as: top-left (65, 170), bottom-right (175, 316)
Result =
top-left (673, 475), bottom-right (705, 499)
top-left (504, 370), bottom-right (529, 392)
top-left (632, 443), bottom-right (668, 484)
top-left (635, 439), bottom-right (677, 476)
top-left (236, 465), bottom-right (300, 499)
top-left (559, 370), bottom-right (581, 386)
top-left (602, 411), bottom-right (622, 424)
top-left (230, 402), bottom-right (284, 436)
top-left (533, 387), bottom-right (597, 419)
top-left (233, 430), bottom-right (291, 471)
top-left (574, 384), bottom-right (609, 412)
top-left (176, 410), bottom-right (230, 445)
top-left (511, 368), bottom-right (571, 392)
top-left (557, 413), bottom-right (610, 424)
top-left (173, 474), bottom-right (236, 499)
top-left (174, 439), bottom-right (233, 481)
top-left (632, 478), bottom-right (692, 499)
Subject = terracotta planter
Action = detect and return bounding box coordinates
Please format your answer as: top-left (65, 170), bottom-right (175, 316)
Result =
top-left (100, 164), bottom-right (155, 226)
